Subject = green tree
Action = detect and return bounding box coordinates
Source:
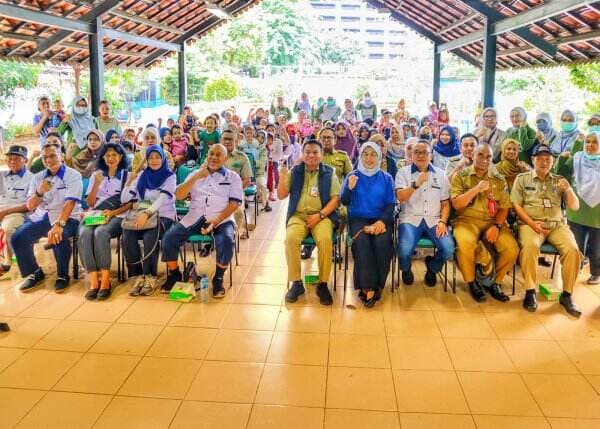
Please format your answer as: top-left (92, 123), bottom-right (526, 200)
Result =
top-left (569, 63), bottom-right (600, 117)
top-left (0, 60), bottom-right (41, 109)
top-left (161, 69), bottom-right (208, 104)
top-left (203, 76), bottom-right (240, 101)
top-left (317, 30), bottom-right (362, 67)
top-left (222, 22), bottom-right (264, 70)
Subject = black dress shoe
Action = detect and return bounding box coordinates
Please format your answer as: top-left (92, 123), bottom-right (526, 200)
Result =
top-left (19, 269), bottom-right (45, 292)
top-left (424, 256), bottom-right (437, 287)
top-left (0, 323), bottom-right (9, 332)
top-left (285, 280), bottom-right (305, 303)
top-left (54, 276), bottom-right (70, 293)
top-left (402, 269), bottom-right (414, 286)
top-left (316, 282), bottom-right (333, 306)
top-left (488, 283), bottom-right (510, 302)
top-left (212, 277), bottom-right (226, 298)
top-left (301, 245), bottom-right (314, 260)
top-left (538, 257), bottom-right (552, 267)
top-left (358, 290), bottom-right (367, 304)
top-left (364, 290), bottom-right (377, 308)
top-left (97, 284), bottom-right (112, 301)
top-left (523, 290), bottom-right (537, 312)
top-left (161, 269), bottom-right (182, 294)
top-left (85, 288), bottom-right (99, 301)
top-left (468, 281), bottom-right (486, 303)
top-left (559, 293), bottom-right (581, 318)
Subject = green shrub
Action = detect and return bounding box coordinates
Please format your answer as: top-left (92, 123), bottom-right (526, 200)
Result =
top-left (203, 76), bottom-right (239, 102)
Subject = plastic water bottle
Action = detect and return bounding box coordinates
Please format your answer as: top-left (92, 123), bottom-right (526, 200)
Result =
top-left (199, 274), bottom-right (209, 303)
top-left (10, 256), bottom-right (18, 281)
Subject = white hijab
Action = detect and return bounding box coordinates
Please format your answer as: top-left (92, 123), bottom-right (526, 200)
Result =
top-left (574, 132), bottom-right (600, 208)
top-left (357, 142), bottom-right (382, 177)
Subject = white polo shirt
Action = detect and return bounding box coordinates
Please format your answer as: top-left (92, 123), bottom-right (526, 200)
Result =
top-left (121, 173), bottom-right (177, 220)
top-left (179, 167), bottom-right (243, 229)
top-left (28, 165), bottom-right (82, 224)
top-left (0, 168), bottom-right (34, 210)
top-left (85, 170), bottom-right (128, 218)
top-left (395, 163), bottom-right (450, 228)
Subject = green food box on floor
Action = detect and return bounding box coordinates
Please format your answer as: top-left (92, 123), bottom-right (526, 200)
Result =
top-left (304, 270), bottom-right (319, 285)
top-left (538, 283), bottom-right (561, 301)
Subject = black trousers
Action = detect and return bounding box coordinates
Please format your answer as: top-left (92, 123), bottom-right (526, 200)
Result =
top-left (349, 217), bottom-right (393, 291)
top-left (569, 220), bottom-right (600, 276)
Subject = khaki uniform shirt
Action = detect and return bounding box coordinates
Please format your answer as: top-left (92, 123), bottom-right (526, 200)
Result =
top-left (450, 166), bottom-right (511, 222)
top-left (225, 150), bottom-right (252, 181)
top-left (323, 150), bottom-right (352, 183)
top-left (510, 170), bottom-right (565, 225)
top-left (284, 167), bottom-right (340, 218)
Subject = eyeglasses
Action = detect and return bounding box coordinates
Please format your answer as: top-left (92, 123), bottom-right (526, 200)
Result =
top-left (413, 150), bottom-right (431, 156)
top-left (41, 154), bottom-right (59, 161)
top-left (321, 136), bottom-right (333, 140)
top-left (483, 114), bottom-right (496, 119)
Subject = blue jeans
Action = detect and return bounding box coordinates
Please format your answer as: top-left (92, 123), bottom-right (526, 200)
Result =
top-left (11, 214), bottom-right (79, 279)
top-left (397, 219), bottom-right (455, 273)
top-left (161, 218), bottom-right (235, 266)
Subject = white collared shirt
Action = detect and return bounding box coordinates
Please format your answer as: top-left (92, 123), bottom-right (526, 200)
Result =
top-left (179, 167), bottom-right (243, 229)
top-left (28, 165), bottom-right (82, 224)
top-left (0, 168), bottom-right (34, 209)
top-left (121, 173), bottom-right (177, 220)
top-left (395, 164), bottom-right (450, 227)
top-left (85, 170), bottom-right (128, 218)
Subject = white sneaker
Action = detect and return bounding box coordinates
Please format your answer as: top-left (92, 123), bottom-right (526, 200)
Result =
top-left (140, 276), bottom-right (157, 296)
top-left (129, 276), bottom-right (145, 296)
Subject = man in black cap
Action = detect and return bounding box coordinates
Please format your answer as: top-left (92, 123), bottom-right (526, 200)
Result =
top-left (0, 145), bottom-right (33, 276)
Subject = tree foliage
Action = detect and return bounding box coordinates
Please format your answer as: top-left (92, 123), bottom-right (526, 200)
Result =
top-left (80, 68), bottom-right (149, 113)
top-left (0, 60), bottom-right (41, 109)
top-left (569, 63), bottom-right (600, 116)
top-left (162, 70), bottom-right (207, 104)
top-left (203, 76), bottom-right (240, 101)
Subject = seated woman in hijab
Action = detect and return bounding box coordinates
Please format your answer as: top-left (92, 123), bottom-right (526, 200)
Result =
top-left (474, 107), bottom-right (506, 160)
top-left (80, 142), bottom-right (131, 300)
top-left (551, 109), bottom-right (586, 157)
top-left (535, 113), bottom-right (558, 148)
top-left (367, 134), bottom-right (397, 180)
top-left (341, 142), bottom-right (395, 307)
top-left (334, 121), bottom-right (356, 160)
top-left (494, 139), bottom-right (530, 191)
top-left (555, 131), bottom-right (600, 285)
top-left (59, 96), bottom-right (97, 163)
top-left (132, 127), bottom-right (175, 174)
top-left (506, 107), bottom-right (537, 165)
top-left (432, 125), bottom-right (461, 171)
top-left (122, 145), bottom-right (176, 296)
top-left (71, 130), bottom-right (105, 178)
top-left (105, 129), bottom-right (121, 145)
top-left (446, 133), bottom-right (478, 182)
top-left (388, 125), bottom-right (406, 165)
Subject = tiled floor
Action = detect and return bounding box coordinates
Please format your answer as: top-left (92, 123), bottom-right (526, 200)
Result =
top-left (1, 201), bottom-right (600, 428)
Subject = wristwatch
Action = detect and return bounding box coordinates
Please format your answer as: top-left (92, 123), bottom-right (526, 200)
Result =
top-left (411, 181), bottom-right (419, 190)
top-left (494, 223), bottom-right (503, 230)
top-left (56, 220), bottom-right (66, 228)
top-left (319, 211), bottom-right (326, 220)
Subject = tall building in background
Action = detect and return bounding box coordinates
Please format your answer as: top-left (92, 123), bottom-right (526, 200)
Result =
top-left (310, 0), bottom-right (406, 61)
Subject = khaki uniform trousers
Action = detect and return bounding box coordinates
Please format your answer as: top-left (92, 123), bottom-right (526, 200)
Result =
top-left (285, 215), bottom-right (333, 283)
top-left (0, 213), bottom-right (25, 264)
top-left (518, 223), bottom-right (581, 292)
top-left (454, 218), bottom-right (519, 284)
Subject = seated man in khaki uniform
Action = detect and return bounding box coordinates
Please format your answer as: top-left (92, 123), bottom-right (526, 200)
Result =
top-left (278, 138), bottom-right (340, 306)
top-left (451, 144), bottom-right (519, 303)
top-left (511, 144), bottom-right (581, 317)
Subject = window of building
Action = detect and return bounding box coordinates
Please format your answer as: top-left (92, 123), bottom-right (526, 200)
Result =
top-left (343, 28), bottom-right (360, 33)
top-left (389, 30), bottom-right (404, 35)
top-left (367, 41), bottom-right (384, 47)
top-left (365, 29), bottom-right (384, 35)
top-left (341, 4), bottom-right (360, 9)
top-left (319, 15), bottom-right (336, 21)
top-left (369, 53), bottom-right (385, 59)
top-left (311, 3), bottom-right (336, 9)
top-left (389, 54), bottom-right (403, 59)
top-left (389, 42), bottom-right (403, 47)
top-left (341, 16), bottom-right (360, 22)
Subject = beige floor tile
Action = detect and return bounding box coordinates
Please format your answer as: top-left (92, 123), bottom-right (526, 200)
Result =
top-left (547, 417), bottom-right (600, 428)
top-left (0, 350), bottom-right (81, 389)
top-left (396, 288), bottom-right (433, 310)
top-left (53, 353), bottom-right (140, 394)
top-left (0, 388), bottom-right (45, 429)
top-left (399, 413), bottom-right (476, 429)
top-left (586, 375), bottom-right (600, 394)
top-left (67, 299), bottom-right (132, 322)
top-left (0, 291), bottom-right (44, 317)
top-left (221, 304), bottom-right (280, 331)
top-left (186, 361), bottom-right (263, 403)
top-left (245, 266), bottom-right (287, 284)
top-left (118, 300), bottom-right (180, 325)
top-left (93, 396), bottom-right (180, 429)
top-left (247, 405), bottom-right (323, 429)
top-left (393, 369), bottom-right (469, 413)
top-left (537, 314), bottom-right (600, 341)
top-left (276, 307), bottom-right (331, 333)
top-left (445, 338), bottom-right (516, 372)
top-left (33, 320), bottom-right (110, 352)
top-left (0, 348), bottom-right (25, 371)
top-left (324, 409), bottom-right (399, 429)
top-left (434, 311), bottom-right (497, 339)
top-left (502, 340), bottom-right (578, 374)
top-left (172, 401), bottom-right (251, 429)
top-left (326, 366), bottom-right (396, 411)
top-left (267, 332), bottom-right (329, 366)
top-left (486, 312), bottom-right (552, 340)
top-left (423, 288), bottom-right (483, 312)
top-left (168, 302), bottom-right (229, 328)
top-left (383, 310), bottom-right (441, 337)
top-left (558, 340), bottom-right (600, 374)
top-left (330, 309), bottom-right (385, 335)
top-left (90, 323), bottom-right (162, 355)
top-left (522, 374), bottom-right (600, 418)
top-left (234, 284), bottom-right (285, 305)
top-left (206, 329), bottom-right (272, 362)
top-left (146, 327), bottom-right (217, 359)
top-left (329, 334), bottom-right (389, 368)
top-left (15, 391), bottom-right (110, 429)
top-left (472, 415), bottom-right (550, 429)
top-left (19, 294), bottom-right (83, 319)
top-left (387, 337), bottom-right (452, 370)
top-left (458, 372), bottom-right (542, 416)
top-left (0, 317), bottom-right (60, 348)
top-left (118, 356), bottom-right (201, 399)
top-left (255, 364), bottom-right (326, 407)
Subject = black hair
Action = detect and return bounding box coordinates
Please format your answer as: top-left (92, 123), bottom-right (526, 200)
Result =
top-left (460, 133), bottom-right (479, 144)
top-left (302, 138), bottom-right (323, 149)
top-left (171, 124), bottom-right (182, 131)
top-left (96, 142), bottom-right (130, 175)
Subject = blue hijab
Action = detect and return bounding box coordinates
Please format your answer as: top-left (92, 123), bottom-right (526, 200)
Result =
top-left (136, 145), bottom-right (173, 200)
top-left (434, 125), bottom-right (461, 157)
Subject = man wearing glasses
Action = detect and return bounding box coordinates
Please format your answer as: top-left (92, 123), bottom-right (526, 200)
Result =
top-left (12, 143), bottom-right (82, 292)
top-left (396, 140), bottom-right (454, 287)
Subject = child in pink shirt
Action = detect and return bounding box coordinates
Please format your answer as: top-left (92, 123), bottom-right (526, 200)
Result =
top-left (170, 124), bottom-right (188, 166)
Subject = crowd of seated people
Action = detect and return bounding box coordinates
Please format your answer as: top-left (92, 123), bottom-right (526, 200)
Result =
top-left (0, 93), bottom-right (595, 320)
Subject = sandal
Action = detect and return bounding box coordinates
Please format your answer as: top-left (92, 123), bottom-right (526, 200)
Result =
top-left (364, 290), bottom-right (377, 308)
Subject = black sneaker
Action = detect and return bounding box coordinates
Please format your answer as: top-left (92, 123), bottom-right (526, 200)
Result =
top-left (160, 269), bottom-right (182, 294)
top-left (285, 280), bottom-right (305, 303)
top-left (468, 281), bottom-right (486, 303)
top-left (54, 276), bottom-right (70, 293)
top-left (19, 269), bottom-right (44, 292)
top-left (212, 277), bottom-right (226, 299)
top-left (424, 256), bottom-right (437, 287)
top-left (301, 245), bottom-right (313, 260)
top-left (488, 283), bottom-right (510, 302)
top-left (402, 269), bottom-right (414, 286)
top-left (0, 322), bottom-right (9, 332)
top-left (316, 282), bottom-right (333, 306)
top-left (559, 293), bottom-right (581, 318)
top-left (523, 289), bottom-right (537, 312)
top-left (538, 257), bottom-right (552, 267)
top-left (263, 204), bottom-right (272, 212)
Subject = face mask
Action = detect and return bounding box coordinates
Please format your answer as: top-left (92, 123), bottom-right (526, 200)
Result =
top-left (74, 106), bottom-right (87, 115)
top-left (560, 121), bottom-right (576, 133)
top-left (327, 100), bottom-right (335, 107)
top-left (589, 125), bottom-right (600, 133)
top-left (317, 99), bottom-right (324, 108)
top-left (584, 152), bottom-right (600, 161)
top-left (364, 97), bottom-right (371, 103)
top-left (419, 133), bottom-right (431, 141)
top-left (537, 121), bottom-right (549, 133)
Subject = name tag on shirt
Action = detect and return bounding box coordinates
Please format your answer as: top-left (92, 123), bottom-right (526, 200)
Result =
top-left (543, 198), bottom-right (552, 208)
top-left (310, 186), bottom-right (319, 197)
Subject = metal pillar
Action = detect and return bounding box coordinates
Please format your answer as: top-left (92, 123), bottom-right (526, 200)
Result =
top-left (433, 42), bottom-right (441, 105)
top-left (178, 43), bottom-right (187, 115)
top-left (88, 17), bottom-right (104, 117)
top-left (481, 19), bottom-right (497, 108)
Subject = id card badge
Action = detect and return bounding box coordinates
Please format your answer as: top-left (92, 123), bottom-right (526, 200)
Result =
top-left (309, 186), bottom-right (319, 197)
top-left (543, 198), bottom-right (552, 208)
